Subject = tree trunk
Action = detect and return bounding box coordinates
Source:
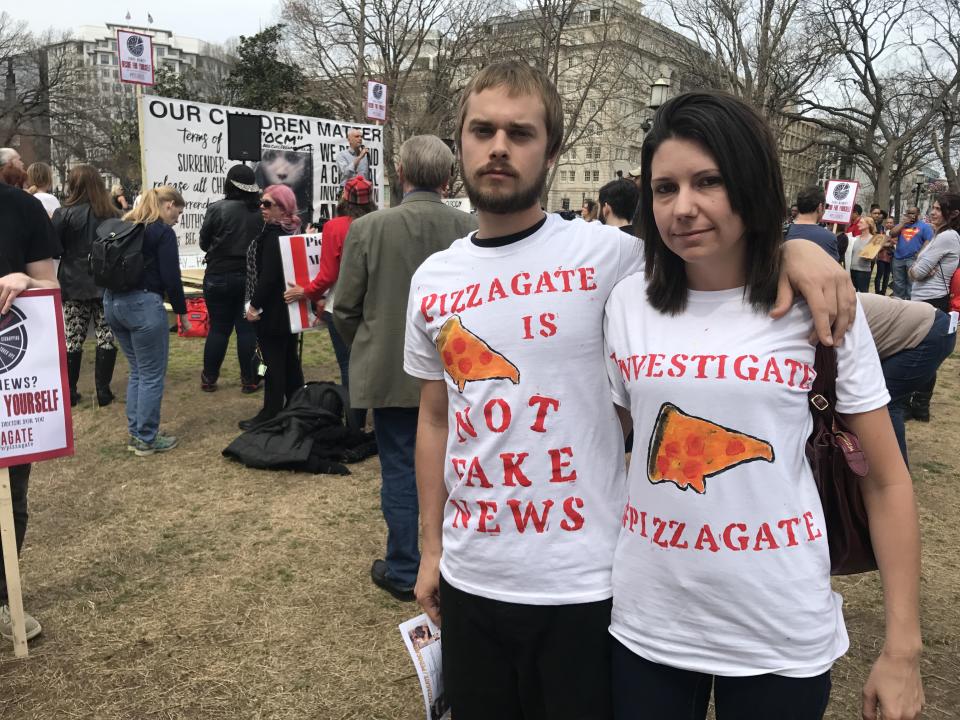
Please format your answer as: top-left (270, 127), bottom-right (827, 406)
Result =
top-left (383, 125), bottom-right (401, 207)
top-left (875, 165), bottom-right (892, 215)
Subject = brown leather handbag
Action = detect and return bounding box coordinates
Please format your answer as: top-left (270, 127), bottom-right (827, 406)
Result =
top-left (805, 343), bottom-right (878, 575)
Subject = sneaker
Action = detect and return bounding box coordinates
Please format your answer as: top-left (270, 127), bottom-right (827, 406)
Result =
top-left (126, 435), bottom-right (138, 452)
top-left (200, 371), bottom-right (217, 392)
top-left (133, 434), bottom-right (179, 457)
top-left (0, 604), bottom-right (42, 641)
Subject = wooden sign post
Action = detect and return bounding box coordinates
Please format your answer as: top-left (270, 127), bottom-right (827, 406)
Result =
top-left (0, 289), bottom-right (74, 658)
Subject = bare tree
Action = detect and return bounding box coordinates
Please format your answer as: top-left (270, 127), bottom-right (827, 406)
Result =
top-left (654, 0), bottom-right (833, 122)
top-left (790, 0), bottom-right (958, 207)
top-left (281, 0), bottom-right (498, 200)
top-left (925, 0), bottom-right (960, 191)
top-left (485, 0), bottom-right (676, 205)
top-left (0, 15), bottom-right (92, 152)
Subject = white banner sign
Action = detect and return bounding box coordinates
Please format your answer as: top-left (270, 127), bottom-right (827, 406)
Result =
top-left (140, 96), bottom-right (385, 268)
top-left (117, 30), bottom-right (154, 86)
top-left (279, 233), bottom-right (323, 334)
top-left (366, 81), bottom-right (388, 122)
top-left (822, 179), bottom-right (860, 225)
top-left (0, 290), bottom-right (73, 467)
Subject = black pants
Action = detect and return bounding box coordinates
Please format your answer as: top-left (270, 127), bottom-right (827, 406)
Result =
top-left (439, 575), bottom-right (613, 720)
top-left (256, 329), bottom-right (303, 417)
top-left (203, 272), bottom-right (257, 382)
top-left (918, 295), bottom-right (952, 394)
top-left (874, 259), bottom-right (892, 294)
top-left (0, 464), bottom-right (30, 604)
top-left (611, 638), bottom-right (831, 720)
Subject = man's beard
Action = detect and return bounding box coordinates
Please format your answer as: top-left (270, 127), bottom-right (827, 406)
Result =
top-left (463, 162), bottom-right (549, 214)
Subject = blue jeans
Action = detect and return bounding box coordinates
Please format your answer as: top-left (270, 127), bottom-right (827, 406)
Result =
top-left (372, 407), bottom-right (420, 588)
top-left (881, 310), bottom-right (956, 465)
top-left (612, 639), bottom-right (831, 719)
top-left (103, 290), bottom-right (170, 443)
top-left (891, 256), bottom-right (915, 299)
top-left (203, 271), bottom-right (256, 382)
top-left (324, 311), bottom-right (366, 428)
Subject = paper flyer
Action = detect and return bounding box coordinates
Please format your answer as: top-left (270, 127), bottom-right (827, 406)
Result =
top-left (399, 613), bottom-right (450, 720)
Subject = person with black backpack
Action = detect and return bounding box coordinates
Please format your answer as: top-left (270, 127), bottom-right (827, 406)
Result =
top-left (51, 164), bottom-right (120, 407)
top-left (101, 186), bottom-right (191, 456)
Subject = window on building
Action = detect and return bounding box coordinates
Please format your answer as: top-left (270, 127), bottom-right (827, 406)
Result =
top-left (592, 170), bottom-right (600, 182)
top-left (562, 198), bottom-right (570, 210)
top-left (157, 47), bottom-right (166, 56)
top-left (101, 68), bottom-right (110, 78)
top-left (100, 54), bottom-right (109, 64)
top-left (101, 82), bottom-right (111, 92)
top-left (590, 8), bottom-right (601, 21)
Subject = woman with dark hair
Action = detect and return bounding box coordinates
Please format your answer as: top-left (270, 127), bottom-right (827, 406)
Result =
top-left (904, 192), bottom-right (960, 420)
top-left (605, 91), bottom-right (923, 720)
top-left (199, 164), bottom-right (263, 393)
top-left (283, 175), bottom-right (376, 428)
top-left (241, 184), bottom-right (304, 429)
top-left (52, 164), bottom-right (120, 406)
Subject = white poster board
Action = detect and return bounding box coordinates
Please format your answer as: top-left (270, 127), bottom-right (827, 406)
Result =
top-left (0, 289), bottom-right (73, 658)
top-left (278, 233), bottom-right (323, 334)
top-left (117, 30), bottom-right (154, 86)
top-left (366, 81), bottom-right (388, 122)
top-left (399, 613), bottom-right (449, 720)
top-left (140, 96), bottom-right (385, 268)
top-left (442, 197), bottom-right (472, 214)
top-left (0, 290), bottom-right (73, 467)
top-left (822, 179), bottom-right (860, 225)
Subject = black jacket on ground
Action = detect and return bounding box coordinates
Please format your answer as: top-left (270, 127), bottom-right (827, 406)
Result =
top-left (200, 198), bottom-right (262, 274)
top-left (222, 383), bottom-right (377, 474)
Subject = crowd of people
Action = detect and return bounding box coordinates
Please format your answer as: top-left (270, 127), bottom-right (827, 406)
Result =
top-left (0, 58), bottom-right (957, 719)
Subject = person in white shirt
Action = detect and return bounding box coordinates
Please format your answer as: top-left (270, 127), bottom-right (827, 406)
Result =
top-left (26, 162), bottom-right (60, 217)
top-left (405, 61), bottom-right (862, 720)
top-left (604, 90), bottom-right (922, 720)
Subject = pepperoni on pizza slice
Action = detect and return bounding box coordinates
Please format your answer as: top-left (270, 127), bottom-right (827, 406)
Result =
top-left (436, 315), bottom-right (520, 393)
top-left (647, 402), bottom-right (774, 494)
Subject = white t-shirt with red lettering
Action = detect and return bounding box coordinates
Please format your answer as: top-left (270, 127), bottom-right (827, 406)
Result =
top-left (603, 277), bottom-right (889, 677)
top-left (404, 214), bottom-right (642, 604)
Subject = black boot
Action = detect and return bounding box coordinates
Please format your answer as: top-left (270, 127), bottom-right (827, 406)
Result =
top-left (910, 392), bottom-right (932, 422)
top-left (66, 351), bottom-right (83, 407)
top-left (95, 347), bottom-right (117, 406)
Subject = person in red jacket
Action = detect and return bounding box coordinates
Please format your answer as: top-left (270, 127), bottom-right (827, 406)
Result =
top-left (284, 175), bottom-right (376, 427)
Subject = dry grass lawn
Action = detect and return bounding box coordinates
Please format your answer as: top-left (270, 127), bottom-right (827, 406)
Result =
top-left (1, 330), bottom-right (958, 719)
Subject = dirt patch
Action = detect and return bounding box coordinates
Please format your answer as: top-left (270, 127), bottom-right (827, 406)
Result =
top-left (1, 334), bottom-right (957, 719)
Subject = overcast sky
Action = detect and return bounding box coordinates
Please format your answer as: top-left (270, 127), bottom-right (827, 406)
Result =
top-left (13, 3), bottom-right (278, 45)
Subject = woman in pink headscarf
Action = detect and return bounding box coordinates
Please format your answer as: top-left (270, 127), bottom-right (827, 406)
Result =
top-left (241, 184), bottom-right (304, 429)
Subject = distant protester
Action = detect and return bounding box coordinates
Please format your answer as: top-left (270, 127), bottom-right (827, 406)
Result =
top-left (111, 184), bottom-right (130, 212)
top-left (786, 186), bottom-right (840, 261)
top-left (104, 186), bottom-right (190, 456)
top-left (52, 164), bottom-right (120, 407)
top-left (26, 162), bottom-right (60, 217)
top-left (242, 184), bottom-right (304, 430)
top-left (284, 175), bottom-right (376, 429)
top-left (0, 147), bottom-right (27, 188)
top-left (200, 164), bottom-right (263, 394)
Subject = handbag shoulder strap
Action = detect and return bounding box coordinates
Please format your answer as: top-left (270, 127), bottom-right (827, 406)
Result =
top-left (809, 342), bottom-right (839, 417)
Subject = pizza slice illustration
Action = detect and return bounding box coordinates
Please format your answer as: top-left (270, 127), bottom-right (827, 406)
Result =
top-left (647, 403), bottom-right (774, 494)
top-left (436, 315), bottom-right (520, 393)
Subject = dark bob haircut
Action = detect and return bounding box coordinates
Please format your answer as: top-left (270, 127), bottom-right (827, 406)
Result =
top-left (634, 91), bottom-right (785, 315)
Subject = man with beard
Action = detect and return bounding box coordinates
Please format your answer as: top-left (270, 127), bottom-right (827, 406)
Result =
top-left (333, 135), bottom-right (476, 601)
top-left (403, 62), bottom-right (858, 719)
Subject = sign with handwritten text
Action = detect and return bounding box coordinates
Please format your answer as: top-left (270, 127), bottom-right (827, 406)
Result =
top-left (0, 290), bottom-right (73, 468)
top-left (139, 96), bottom-right (384, 268)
